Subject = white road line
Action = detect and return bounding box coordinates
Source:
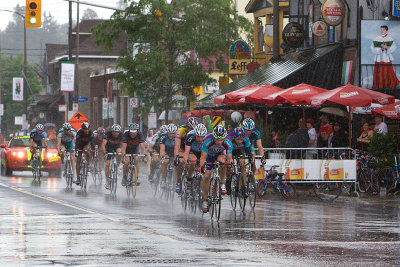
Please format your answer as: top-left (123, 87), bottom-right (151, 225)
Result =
top-left (0, 181), bottom-right (179, 242)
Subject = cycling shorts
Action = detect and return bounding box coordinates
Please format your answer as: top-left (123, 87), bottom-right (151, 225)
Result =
top-left (205, 154), bottom-right (226, 170)
top-left (61, 141), bottom-right (74, 150)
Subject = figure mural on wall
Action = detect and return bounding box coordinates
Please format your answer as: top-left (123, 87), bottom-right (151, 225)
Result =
top-left (371, 25), bottom-right (400, 89)
top-left (258, 19), bottom-right (264, 52)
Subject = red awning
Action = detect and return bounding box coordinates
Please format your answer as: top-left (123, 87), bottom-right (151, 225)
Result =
top-left (243, 84), bottom-right (283, 104)
top-left (371, 101), bottom-right (400, 119)
top-left (273, 83), bottom-right (328, 105)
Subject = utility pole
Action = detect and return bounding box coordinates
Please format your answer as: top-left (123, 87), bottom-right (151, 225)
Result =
top-left (67, 1), bottom-right (73, 120)
top-left (272, 0), bottom-right (280, 61)
top-left (74, 0), bottom-right (80, 105)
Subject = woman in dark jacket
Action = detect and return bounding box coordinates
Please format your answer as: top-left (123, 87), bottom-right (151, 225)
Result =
top-left (329, 122), bottom-right (348, 148)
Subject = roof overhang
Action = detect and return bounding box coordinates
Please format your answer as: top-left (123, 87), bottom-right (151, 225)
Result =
top-left (49, 55), bottom-right (119, 64)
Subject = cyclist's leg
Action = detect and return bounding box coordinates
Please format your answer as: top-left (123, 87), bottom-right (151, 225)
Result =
top-left (176, 149), bottom-right (185, 183)
top-left (116, 148), bottom-right (122, 165)
top-left (239, 158), bottom-right (246, 186)
top-left (188, 153), bottom-right (197, 179)
top-left (104, 155), bottom-right (111, 187)
top-left (218, 154), bottom-right (227, 194)
top-left (149, 153), bottom-right (159, 179)
top-left (160, 157), bottom-right (168, 185)
top-left (30, 142), bottom-right (38, 161)
top-left (76, 146), bottom-right (83, 183)
top-left (122, 154), bottom-right (130, 186)
top-left (59, 144), bottom-right (66, 162)
top-left (70, 151), bottom-right (77, 180)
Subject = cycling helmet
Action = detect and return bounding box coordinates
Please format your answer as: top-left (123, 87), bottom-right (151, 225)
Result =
top-left (97, 127), bottom-right (105, 134)
top-left (242, 118), bottom-right (255, 131)
top-left (194, 123), bottom-right (208, 137)
top-left (128, 123), bottom-right (140, 132)
top-left (62, 123), bottom-right (72, 130)
top-left (111, 124), bottom-right (122, 132)
top-left (81, 122), bottom-right (90, 129)
top-left (167, 124), bottom-right (178, 134)
top-left (160, 125), bottom-right (168, 134)
top-left (213, 125), bottom-right (227, 139)
top-left (186, 117), bottom-right (198, 130)
top-left (233, 127), bottom-right (246, 138)
top-left (36, 124), bottom-right (44, 131)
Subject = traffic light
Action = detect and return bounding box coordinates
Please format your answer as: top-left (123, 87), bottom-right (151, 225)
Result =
top-left (25, 0), bottom-right (41, 28)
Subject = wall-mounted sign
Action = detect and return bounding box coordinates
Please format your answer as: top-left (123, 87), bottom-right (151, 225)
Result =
top-left (229, 39), bottom-right (251, 75)
top-left (393, 0), bottom-right (400, 17)
top-left (228, 59), bottom-right (251, 75)
top-left (312, 20), bottom-right (328, 36)
top-left (282, 22), bottom-right (306, 48)
top-left (12, 77), bottom-right (24, 102)
top-left (322, 0), bottom-right (345, 26)
top-left (60, 62), bottom-right (75, 92)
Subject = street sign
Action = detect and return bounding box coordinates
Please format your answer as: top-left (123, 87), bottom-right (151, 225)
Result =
top-left (15, 116), bottom-right (23, 125)
top-left (130, 97), bottom-right (139, 108)
top-left (58, 104), bottom-right (67, 112)
top-left (148, 113), bottom-right (157, 129)
top-left (68, 111), bottom-right (89, 131)
top-left (102, 98), bottom-right (108, 119)
top-left (78, 97), bottom-right (88, 103)
top-left (0, 104), bottom-right (4, 116)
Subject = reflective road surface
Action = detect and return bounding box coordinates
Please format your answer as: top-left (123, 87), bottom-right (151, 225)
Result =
top-left (1, 170), bottom-right (400, 266)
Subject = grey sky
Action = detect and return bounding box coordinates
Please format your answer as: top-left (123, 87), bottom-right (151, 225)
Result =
top-left (0, 0), bottom-right (121, 30)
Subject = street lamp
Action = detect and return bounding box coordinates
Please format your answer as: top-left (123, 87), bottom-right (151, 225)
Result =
top-left (0, 9), bottom-right (28, 128)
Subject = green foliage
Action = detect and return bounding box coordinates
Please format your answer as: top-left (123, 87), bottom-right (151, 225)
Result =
top-left (0, 55), bottom-right (43, 135)
top-left (93, 0), bottom-right (252, 120)
top-left (368, 133), bottom-right (397, 167)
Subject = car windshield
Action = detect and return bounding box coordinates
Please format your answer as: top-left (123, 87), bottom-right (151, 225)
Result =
top-left (8, 138), bottom-right (56, 149)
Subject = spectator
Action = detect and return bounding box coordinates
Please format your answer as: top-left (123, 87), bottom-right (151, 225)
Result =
top-left (145, 129), bottom-right (154, 171)
top-left (306, 118), bottom-right (317, 159)
top-left (317, 114), bottom-right (333, 147)
top-left (374, 115), bottom-right (388, 135)
top-left (357, 122), bottom-right (374, 151)
top-left (285, 118), bottom-right (309, 159)
top-left (329, 122), bottom-right (348, 148)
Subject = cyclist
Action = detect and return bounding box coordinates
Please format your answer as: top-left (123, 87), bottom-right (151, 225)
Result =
top-left (159, 124), bottom-right (177, 189)
top-left (75, 122), bottom-right (94, 185)
top-left (57, 123), bottom-right (77, 182)
top-left (102, 124), bottom-right (123, 189)
top-left (226, 127), bottom-right (254, 195)
top-left (183, 123), bottom-right (208, 180)
top-left (147, 125), bottom-right (168, 182)
top-left (93, 127), bottom-right (106, 170)
top-left (200, 125), bottom-right (233, 213)
top-left (174, 117), bottom-right (198, 193)
top-left (242, 118), bottom-right (266, 163)
top-left (29, 123), bottom-right (48, 168)
top-left (121, 123), bottom-right (146, 186)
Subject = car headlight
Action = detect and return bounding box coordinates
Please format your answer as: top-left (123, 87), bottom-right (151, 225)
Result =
top-left (17, 152), bottom-right (24, 158)
top-left (47, 152), bottom-right (56, 158)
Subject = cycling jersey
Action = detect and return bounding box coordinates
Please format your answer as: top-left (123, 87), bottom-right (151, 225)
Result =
top-left (175, 126), bottom-right (189, 150)
top-left (122, 131), bottom-right (144, 154)
top-left (185, 134), bottom-right (203, 158)
top-left (160, 134), bottom-right (175, 158)
top-left (57, 129), bottom-right (76, 150)
top-left (92, 131), bottom-right (104, 147)
top-left (149, 131), bottom-right (164, 153)
top-left (76, 129), bottom-right (94, 150)
top-left (30, 129), bottom-right (47, 146)
top-left (226, 134), bottom-right (253, 156)
top-left (202, 135), bottom-right (233, 170)
top-left (104, 131), bottom-right (123, 152)
top-left (247, 128), bottom-right (262, 146)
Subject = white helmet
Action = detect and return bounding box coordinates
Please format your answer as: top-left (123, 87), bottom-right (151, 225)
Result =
top-left (62, 123), bottom-right (72, 130)
top-left (194, 123), bottom-right (207, 137)
top-left (36, 124), bottom-right (44, 131)
top-left (111, 124), bottom-right (122, 132)
top-left (167, 124), bottom-right (177, 134)
top-left (242, 118), bottom-right (255, 131)
top-left (160, 125), bottom-right (168, 134)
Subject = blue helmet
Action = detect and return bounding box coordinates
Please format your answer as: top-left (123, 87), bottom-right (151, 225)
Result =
top-left (233, 127), bottom-right (245, 138)
top-left (213, 125), bottom-right (227, 139)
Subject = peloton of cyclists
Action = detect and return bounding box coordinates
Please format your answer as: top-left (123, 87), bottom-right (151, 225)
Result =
top-left (121, 123), bottom-right (146, 186)
top-left (57, 123), bottom-right (77, 183)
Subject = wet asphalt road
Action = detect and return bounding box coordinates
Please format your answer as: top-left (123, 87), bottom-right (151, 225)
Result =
top-left (1, 170), bottom-right (400, 266)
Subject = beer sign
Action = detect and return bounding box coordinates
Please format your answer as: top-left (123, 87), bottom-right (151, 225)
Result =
top-left (322, 0), bottom-right (345, 26)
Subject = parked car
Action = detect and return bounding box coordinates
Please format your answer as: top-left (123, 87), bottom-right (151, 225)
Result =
top-left (1, 136), bottom-right (61, 176)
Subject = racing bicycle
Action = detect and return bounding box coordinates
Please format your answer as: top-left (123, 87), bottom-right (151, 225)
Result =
top-left (124, 153), bottom-right (146, 198)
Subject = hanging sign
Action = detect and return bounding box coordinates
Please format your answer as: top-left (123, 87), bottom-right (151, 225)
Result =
top-left (61, 62), bottom-right (75, 92)
top-left (130, 97), bottom-right (139, 108)
top-left (102, 98), bottom-right (108, 119)
top-left (68, 111), bottom-right (89, 131)
top-left (312, 20), bottom-right (328, 36)
top-left (58, 104), bottom-right (67, 112)
top-left (393, 0), bottom-right (400, 17)
top-left (322, 0), bottom-right (345, 26)
top-left (282, 22), bottom-right (306, 48)
top-left (12, 77), bottom-right (24, 102)
top-left (148, 113), bottom-right (157, 129)
top-left (229, 39), bottom-right (251, 75)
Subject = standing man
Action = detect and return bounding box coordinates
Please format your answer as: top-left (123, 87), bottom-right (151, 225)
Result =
top-left (374, 115), bottom-right (388, 135)
top-left (317, 114), bottom-right (333, 147)
top-left (371, 25), bottom-right (400, 89)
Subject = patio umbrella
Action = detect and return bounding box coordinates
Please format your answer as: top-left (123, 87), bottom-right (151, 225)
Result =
top-left (243, 84), bottom-right (283, 104)
top-left (310, 84), bottom-right (395, 107)
top-left (273, 83), bottom-right (328, 105)
top-left (223, 84), bottom-right (261, 104)
top-left (44, 122), bottom-right (56, 128)
top-left (371, 101), bottom-right (400, 119)
top-left (213, 94), bottom-right (225, 104)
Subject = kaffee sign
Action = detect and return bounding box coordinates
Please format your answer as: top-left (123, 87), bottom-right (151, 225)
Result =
top-left (322, 0), bottom-right (345, 26)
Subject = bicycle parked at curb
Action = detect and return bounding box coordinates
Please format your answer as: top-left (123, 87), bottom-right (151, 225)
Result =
top-left (124, 153), bottom-right (146, 198)
top-left (378, 156), bottom-right (400, 196)
top-left (256, 165), bottom-right (296, 200)
top-left (356, 151), bottom-right (380, 195)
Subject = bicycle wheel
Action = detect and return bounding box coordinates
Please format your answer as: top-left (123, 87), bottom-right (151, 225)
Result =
top-left (126, 168), bottom-right (132, 197)
top-left (65, 160), bottom-right (72, 189)
top-left (256, 180), bottom-right (267, 199)
top-left (378, 166), bottom-right (396, 194)
top-left (357, 168), bottom-right (371, 193)
top-left (152, 168), bottom-right (160, 197)
top-left (237, 173), bottom-right (246, 213)
top-left (314, 182), bottom-right (342, 201)
top-left (230, 174), bottom-right (238, 211)
top-left (133, 165), bottom-right (138, 198)
top-left (80, 162), bottom-right (87, 191)
top-left (214, 178), bottom-right (222, 221)
top-left (180, 174), bottom-right (188, 211)
top-left (92, 159), bottom-right (99, 184)
top-left (209, 177), bottom-right (217, 220)
top-left (280, 182), bottom-right (296, 200)
top-left (368, 169), bottom-right (380, 195)
top-left (247, 173), bottom-right (257, 209)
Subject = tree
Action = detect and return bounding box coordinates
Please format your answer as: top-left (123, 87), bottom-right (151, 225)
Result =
top-left (82, 8), bottom-right (99, 20)
top-left (0, 55), bottom-right (43, 136)
top-left (93, 0), bottom-right (252, 121)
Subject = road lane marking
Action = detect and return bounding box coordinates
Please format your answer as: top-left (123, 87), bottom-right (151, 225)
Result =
top-left (0, 182), bottom-right (179, 242)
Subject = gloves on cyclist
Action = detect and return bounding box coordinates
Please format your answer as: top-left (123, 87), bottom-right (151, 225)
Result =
top-left (261, 155), bottom-right (266, 165)
top-left (200, 165), bottom-right (206, 174)
top-left (174, 156), bottom-right (180, 167)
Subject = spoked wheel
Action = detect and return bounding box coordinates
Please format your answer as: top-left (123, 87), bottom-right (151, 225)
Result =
top-left (368, 169), bottom-right (380, 196)
top-left (132, 166), bottom-right (138, 199)
top-left (256, 180), bottom-right (267, 199)
top-left (237, 174), bottom-right (246, 213)
top-left (110, 164), bottom-right (118, 196)
top-left (247, 174), bottom-right (257, 210)
top-left (180, 175), bottom-right (188, 211)
top-left (209, 178), bottom-right (221, 221)
top-left (230, 175), bottom-right (238, 211)
top-left (280, 182), bottom-right (296, 199)
top-left (152, 168), bottom-right (160, 197)
top-left (80, 163), bottom-right (87, 191)
top-left (91, 160), bottom-right (98, 184)
top-left (126, 169), bottom-right (132, 198)
top-left (314, 182), bottom-right (342, 201)
top-left (357, 168), bottom-right (371, 193)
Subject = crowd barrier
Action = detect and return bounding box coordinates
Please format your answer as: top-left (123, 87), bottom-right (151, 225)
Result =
top-left (256, 148), bottom-right (357, 184)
